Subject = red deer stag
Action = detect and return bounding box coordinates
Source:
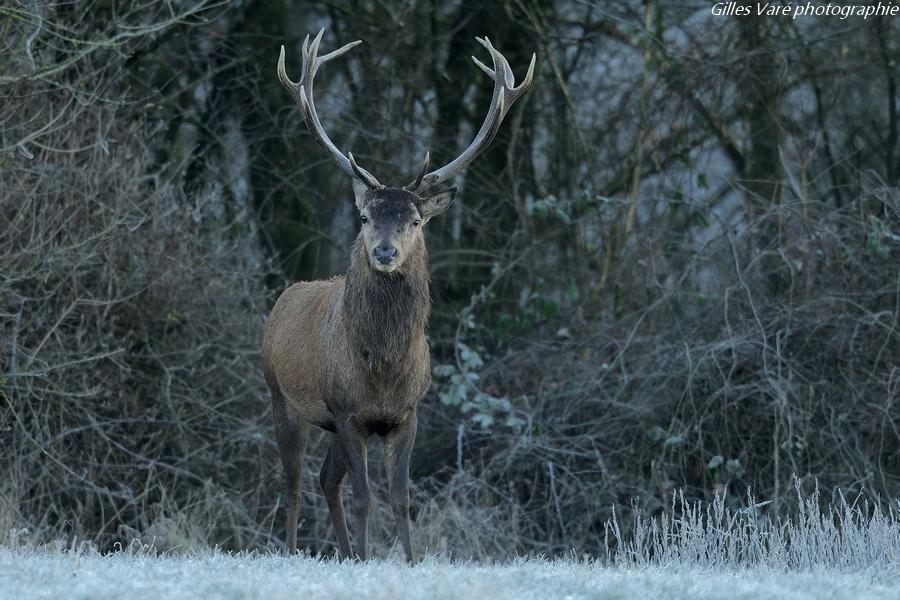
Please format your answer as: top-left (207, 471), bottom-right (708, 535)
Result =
top-left (263, 28), bottom-right (534, 562)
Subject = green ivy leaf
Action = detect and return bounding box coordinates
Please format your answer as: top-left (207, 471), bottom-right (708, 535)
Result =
top-left (433, 364), bottom-right (457, 378)
top-left (647, 426), bottom-right (665, 441)
top-left (536, 297), bottom-right (558, 319)
top-left (472, 413), bottom-right (494, 429)
top-left (565, 281), bottom-right (580, 303)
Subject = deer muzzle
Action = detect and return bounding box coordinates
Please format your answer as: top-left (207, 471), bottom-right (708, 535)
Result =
top-left (373, 245), bottom-right (398, 266)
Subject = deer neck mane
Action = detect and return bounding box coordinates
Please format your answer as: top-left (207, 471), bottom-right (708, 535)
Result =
top-left (343, 235), bottom-right (430, 371)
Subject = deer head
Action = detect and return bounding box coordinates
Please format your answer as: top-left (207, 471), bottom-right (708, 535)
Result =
top-left (277, 29), bottom-right (535, 273)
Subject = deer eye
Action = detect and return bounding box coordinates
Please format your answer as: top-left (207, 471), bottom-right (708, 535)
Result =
top-left (411, 220), bottom-right (421, 227)
top-left (360, 215), bottom-right (369, 224)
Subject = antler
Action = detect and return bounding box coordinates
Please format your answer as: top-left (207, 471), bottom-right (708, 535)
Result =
top-left (277, 28), bottom-right (383, 190)
top-left (410, 37), bottom-right (536, 192)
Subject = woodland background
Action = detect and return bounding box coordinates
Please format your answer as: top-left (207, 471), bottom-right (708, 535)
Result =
top-left (1, 0), bottom-right (899, 558)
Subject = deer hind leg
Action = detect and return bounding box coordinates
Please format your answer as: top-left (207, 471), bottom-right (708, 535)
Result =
top-left (319, 443), bottom-right (351, 559)
top-left (272, 387), bottom-right (309, 554)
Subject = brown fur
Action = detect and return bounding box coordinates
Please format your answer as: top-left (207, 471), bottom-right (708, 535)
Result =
top-left (262, 233), bottom-right (432, 432)
top-left (270, 30), bottom-right (531, 561)
top-left (270, 28), bottom-right (535, 561)
top-left (262, 188), bottom-right (444, 562)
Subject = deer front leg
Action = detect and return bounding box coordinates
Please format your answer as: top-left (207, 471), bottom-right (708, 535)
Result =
top-left (319, 443), bottom-right (352, 559)
top-left (336, 419), bottom-right (370, 560)
top-left (384, 410), bottom-right (417, 563)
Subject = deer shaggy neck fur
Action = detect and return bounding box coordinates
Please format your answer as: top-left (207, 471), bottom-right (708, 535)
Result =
top-left (343, 233), bottom-right (430, 373)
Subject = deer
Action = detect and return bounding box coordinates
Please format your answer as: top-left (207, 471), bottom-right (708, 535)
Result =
top-left (262, 28), bottom-right (535, 563)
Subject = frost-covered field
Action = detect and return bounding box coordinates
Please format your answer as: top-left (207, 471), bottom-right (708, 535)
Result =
top-left (1, 550), bottom-right (899, 600)
top-left (4, 490), bottom-right (899, 599)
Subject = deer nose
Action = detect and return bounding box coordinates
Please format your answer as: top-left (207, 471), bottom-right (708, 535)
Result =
top-left (373, 245), bottom-right (398, 265)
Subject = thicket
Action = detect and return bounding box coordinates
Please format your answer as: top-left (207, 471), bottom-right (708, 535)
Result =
top-left (1, 1), bottom-right (899, 560)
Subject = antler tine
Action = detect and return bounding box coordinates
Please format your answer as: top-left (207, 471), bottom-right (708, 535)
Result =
top-left (413, 38), bottom-right (536, 192)
top-left (478, 37), bottom-right (536, 108)
top-left (348, 152), bottom-right (382, 190)
top-left (277, 29), bottom-right (383, 189)
top-left (405, 150), bottom-right (430, 191)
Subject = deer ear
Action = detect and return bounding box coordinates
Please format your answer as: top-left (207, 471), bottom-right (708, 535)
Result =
top-left (352, 178), bottom-right (372, 212)
top-left (419, 187), bottom-right (456, 223)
